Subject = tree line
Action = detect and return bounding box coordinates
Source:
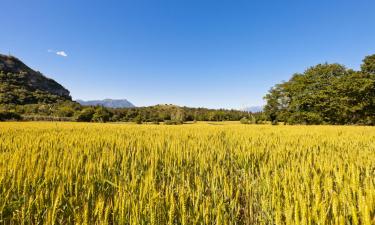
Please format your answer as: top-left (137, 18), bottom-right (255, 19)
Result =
top-left (264, 54), bottom-right (375, 125)
top-left (0, 102), bottom-right (257, 123)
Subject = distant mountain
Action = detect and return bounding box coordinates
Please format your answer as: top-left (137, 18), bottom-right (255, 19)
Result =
top-left (76, 99), bottom-right (135, 108)
top-left (241, 106), bottom-right (263, 113)
top-left (0, 54), bottom-right (71, 104)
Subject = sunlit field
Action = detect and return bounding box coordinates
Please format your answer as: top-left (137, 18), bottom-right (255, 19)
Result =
top-left (1, 122), bottom-right (375, 224)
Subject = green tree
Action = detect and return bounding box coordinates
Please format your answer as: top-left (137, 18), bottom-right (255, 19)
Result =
top-left (133, 114), bottom-right (143, 124)
top-left (171, 108), bottom-right (185, 123)
top-left (56, 106), bottom-right (75, 117)
top-left (240, 117), bottom-right (249, 124)
top-left (0, 111), bottom-right (21, 121)
top-left (361, 54), bottom-right (375, 74)
top-left (75, 108), bottom-right (95, 122)
top-left (264, 54), bottom-right (375, 125)
top-left (92, 107), bottom-right (112, 122)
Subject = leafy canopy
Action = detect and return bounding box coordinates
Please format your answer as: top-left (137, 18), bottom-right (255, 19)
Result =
top-left (264, 54), bottom-right (375, 125)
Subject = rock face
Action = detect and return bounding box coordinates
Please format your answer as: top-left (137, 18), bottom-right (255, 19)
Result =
top-left (76, 99), bottom-right (135, 108)
top-left (0, 54), bottom-right (71, 100)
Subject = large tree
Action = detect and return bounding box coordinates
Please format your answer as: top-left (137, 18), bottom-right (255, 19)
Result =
top-left (361, 54), bottom-right (375, 74)
top-left (264, 54), bottom-right (375, 125)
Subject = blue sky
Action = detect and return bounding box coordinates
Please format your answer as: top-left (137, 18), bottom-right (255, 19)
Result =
top-left (1, 0), bottom-right (375, 109)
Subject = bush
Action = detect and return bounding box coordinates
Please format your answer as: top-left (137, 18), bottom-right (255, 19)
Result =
top-left (75, 108), bottom-right (95, 122)
top-left (92, 107), bottom-right (112, 123)
top-left (22, 115), bottom-right (74, 122)
top-left (56, 106), bottom-right (75, 117)
top-left (287, 112), bottom-right (323, 125)
top-left (133, 115), bottom-right (143, 124)
top-left (240, 117), bottom-right (250, 124)
top-left (164, 120), bottom-right (183, 125)
top-left (0, 111), bottom-right (21, 121)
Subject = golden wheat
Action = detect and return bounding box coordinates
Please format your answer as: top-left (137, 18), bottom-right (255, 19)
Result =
top-left (0, 122), bottom-right (375, 224)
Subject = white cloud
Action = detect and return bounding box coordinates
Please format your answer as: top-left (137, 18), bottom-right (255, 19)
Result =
top-left (56, 51), bottom-right (68, 57)
top-left (47, 49), bottom-right (68, 57)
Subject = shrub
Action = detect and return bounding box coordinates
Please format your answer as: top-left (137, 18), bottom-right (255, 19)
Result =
top-left (55, 106), bottom-right (75, 117)
top-left (92, 107), bottom-right (112, 123)
top-left (240, 117), bottom-right (250, 124)
top-left (75, 108), bottom-right (95, 122)
top-left (164, 120), bottom-right (183, 125)
top-left (133, 115), bottom-right (143, 124)
top-left (0, 111), bottom-right (21, 121)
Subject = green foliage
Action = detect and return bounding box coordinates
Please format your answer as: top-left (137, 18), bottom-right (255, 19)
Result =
top-left (264, 54), bottom-right (375, 125)
top-left (361, 54), bottom-right (375, 74)
top-left (240, 115), bottom-right (261, 124)
top-left (75, 108), bottom-right (95, 122)
top-left (92, 107), bottom-right (112, 122)
top-left (164, 120), bottom-right (183, 125)
top-left (240, 117), bottom-right (250, 124)
top-left (1, 101), bottom-right (254, 123)
top-left (55, 106), bottom-right (75, 117)
top-left (0, 111), bottom-right (21, 121)
top-left (171, 107), bottom-right (185, 122)
top-left (110, 105), bottom-right (252, 123)
top-left (133, 115), bottom-right (143, 124)
top-left (0, 72), bottom-right (69, 105)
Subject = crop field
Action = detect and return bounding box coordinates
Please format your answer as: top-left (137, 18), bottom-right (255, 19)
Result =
top-left (1, 122), bottom-right (375, 224)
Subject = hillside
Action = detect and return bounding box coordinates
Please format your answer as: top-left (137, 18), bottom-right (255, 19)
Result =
top-left (0, 54), bottom-right (71, 104)
top-left (76, 99), bottom-right (135, 108)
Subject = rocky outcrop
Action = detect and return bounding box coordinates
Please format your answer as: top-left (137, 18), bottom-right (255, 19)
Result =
top-left (0, 54), bottom-right (71, 100)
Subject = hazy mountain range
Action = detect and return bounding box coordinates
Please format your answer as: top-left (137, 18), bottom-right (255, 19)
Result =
top-left (76, 99), bottom-right (135, 108)
top-left (240, 106), bottom-right (263, 113)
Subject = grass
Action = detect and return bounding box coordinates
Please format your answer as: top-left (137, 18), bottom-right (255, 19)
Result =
top-left (1, 122), bottom-right (375, 224)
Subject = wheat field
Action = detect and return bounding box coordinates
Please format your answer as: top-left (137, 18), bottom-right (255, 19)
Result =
top-left (0, 122), bottom-right (375, 224)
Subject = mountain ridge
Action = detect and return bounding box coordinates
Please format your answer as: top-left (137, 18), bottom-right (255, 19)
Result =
top-left (0, 54), bottom-right (71, 104)
top-left (76, 99), bottom-right (135, 108)
top-left (240, 106), bottom-right (263, 113)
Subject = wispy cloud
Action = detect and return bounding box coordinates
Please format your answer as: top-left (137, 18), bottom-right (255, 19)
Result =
top-left (56, 51), bottom-right (68, 57)
top-left (48, 49), bottom-right (68, 57)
